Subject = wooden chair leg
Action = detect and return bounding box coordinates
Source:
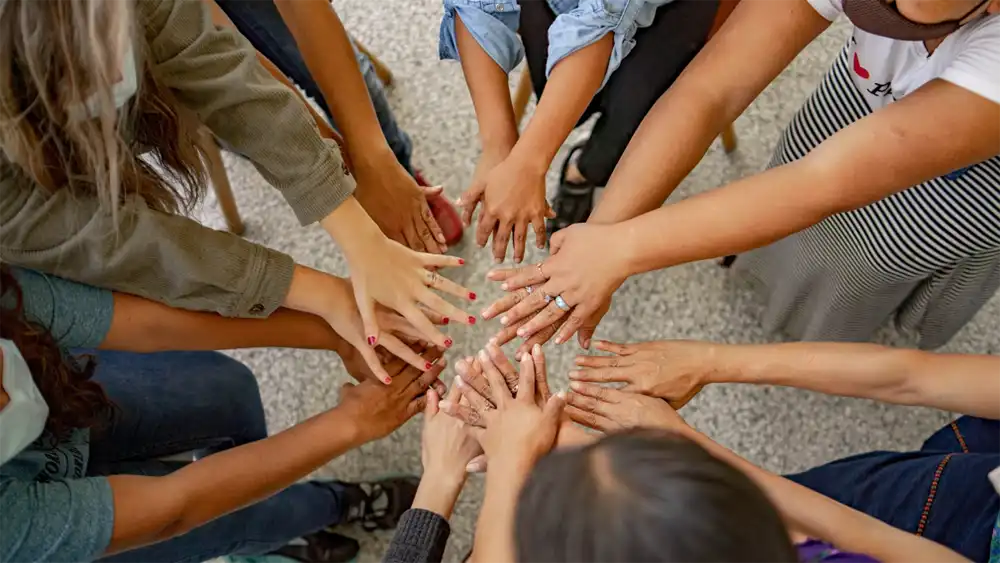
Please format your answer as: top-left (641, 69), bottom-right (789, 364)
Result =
top-left (203, 133), bottom-right (245, 236)
top-left (512, 70), bottom-right (533, 127)
top-left (354, 39), bottom-right (394, 87)
top-left (720, 122), bottom-right (738, 154)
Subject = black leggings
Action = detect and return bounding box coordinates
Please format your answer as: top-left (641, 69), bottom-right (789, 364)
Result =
top-left (520, 0), bottom-right (719, 185)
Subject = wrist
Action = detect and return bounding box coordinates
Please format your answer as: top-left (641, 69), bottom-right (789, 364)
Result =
top-left (349, 143), bottom-right (397, 173)
top-left (612, 220), bottom-right (646, 278)
top-left (412, 469), bottom-right (466, 517)
top-left (319, 408), bottom-right (371, 448)
top-left (505, 142), bottom-right (553, 177)
top-left (320, 197), bottom-right (383, 253)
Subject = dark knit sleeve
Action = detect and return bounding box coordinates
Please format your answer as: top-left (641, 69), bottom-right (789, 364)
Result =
top-left (383, 509), bottom-right (452, 563)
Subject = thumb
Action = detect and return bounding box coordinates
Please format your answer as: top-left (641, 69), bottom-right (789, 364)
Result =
top-left (354, 286), bottom-right (381, 350)
top-left (549, 230), bottom-right (566, 254)
top-left (578, 325), bottom-right (595, 350)
top-left (420, 185), bottom-right (445, 198)
top-left (425, 387), bottom-right (440, 418)
top-left (543, 391), bottom-right (566, 424)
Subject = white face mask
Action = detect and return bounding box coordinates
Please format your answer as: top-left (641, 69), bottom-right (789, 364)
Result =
top-left (0, 338), bottom-right (49, 465)
top-left (67, 41), bottom-right (139, 122)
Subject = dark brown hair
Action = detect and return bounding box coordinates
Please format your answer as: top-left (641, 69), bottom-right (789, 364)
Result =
top-left (0, 266), bottom-right (114, 438)
top-left (516, 428), bottom-right (797, 562)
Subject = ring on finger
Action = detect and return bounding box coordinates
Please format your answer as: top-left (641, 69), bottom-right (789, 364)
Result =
top-left (537, 263), bottom-right (545, 277)
top-left (424, 269), bottom-right (441, 286)
top-left (526, 286), bottom-right (533, 295)
top-left (541, 290), bottom-right (553, 304)
top-left (555, 295), bottom-right (571, 312)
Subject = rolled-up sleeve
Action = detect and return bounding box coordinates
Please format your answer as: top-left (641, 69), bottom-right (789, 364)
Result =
top-left (439, 0), bottom-right (524, 73)
top-left (546, 0), bottom-right (664, 88)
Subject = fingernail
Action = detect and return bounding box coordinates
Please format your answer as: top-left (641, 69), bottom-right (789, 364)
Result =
top-left (468, 316), bottom-right (477, 325)
top-left (500, 316), bottom-right (508, 325)
top-left (501, 283), bottom-right (509, 291)
top-left (555, 336), bottom-right (564, 344)
top-left (439, 400), bottom-right (453, 411)
top-left (568, 370), bottom-right (579, 379)
top-left (383, 377), bottom-right (393, 385)
top-left (458, 258), bottom-right (465, 265)
top-left (469, 291), bottom-right (477, 300)
top-left (444, 338), bottom-right (454, 348)
top-left (367, 336), bottom-right (376, 347)
top-left (583, 339), bottom-right (591, 350)
top-left (479, 349), bottom-right (489, 361)
top-left (533, 344), bottom-right (541, 354)
top-left (455, 376), bottom-right (465, 387)
top-left (467, 462), bottom-right (484, 473)
top-left (494, 257), bottom-right (502, 264)
top-left (442, 317), bottom-right (450, 325)
top-left (482, 310), bottom-right (492, 320)
top-left (425, 362), bottom-right (433, 370)
top-left (516, 328), bottom-right (526, 337)
top-left (437, 234), bottom-right (447, 243)
top-left (489, 337), bottom-right (498, 345)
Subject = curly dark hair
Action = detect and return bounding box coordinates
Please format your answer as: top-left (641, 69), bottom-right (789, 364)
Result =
top-left (0, 266), bottom-right (114, 438)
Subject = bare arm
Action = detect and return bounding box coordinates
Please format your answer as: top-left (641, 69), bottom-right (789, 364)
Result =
top-left (710, 343), bottom-right (1000, 419)
top-left (682, 427), bottom-right (968, 563)
top-left (616, 78), bottom-right (1000, 275)
top-left (455, 15), bottom-right (520, 155)
top-left (590, 0), bottom-right (831, 224)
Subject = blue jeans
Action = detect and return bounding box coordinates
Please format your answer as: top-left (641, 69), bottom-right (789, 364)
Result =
top-left (215, 0), bottom-right (415, 173)
top-left (87, 351), bottom-right (347, 563)
top-left (788, 416), bottom-right (999, 562)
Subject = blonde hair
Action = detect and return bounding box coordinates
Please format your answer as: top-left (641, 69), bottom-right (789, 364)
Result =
top-left (0, 0), bottom-right (210, 215)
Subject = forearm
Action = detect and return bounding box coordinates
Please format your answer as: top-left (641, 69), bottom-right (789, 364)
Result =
top-left (105, 408), bottom-right (366, 555)
top-left (274, 0), bottom-right (388, 161)
top-left (455, 15), bottom-right (519, 152)
top-left (682, 428), bottom-right (968, 563)
top-left (103, 293), bottom-right (347, 353)
top-left (506, 34), bottom-right (613, 176)
top-left (472, 456), bottom-right (532, 562)
top-left (708, 342), bottom-right (1000, 418)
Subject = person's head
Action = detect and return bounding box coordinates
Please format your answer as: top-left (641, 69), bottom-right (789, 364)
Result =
top-left (0, 267), bottom-right (113, 444)
top-left (844, 0), bottom-right (998, 41)
top-left (0, 0), bottom-right (209, 216)
top-left (515, 429), bottom-right (796, 563)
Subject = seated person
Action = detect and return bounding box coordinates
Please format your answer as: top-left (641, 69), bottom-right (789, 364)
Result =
top-left (397, 343), bottom-right (994, 562)
top-left (441, 0), bottom-right (721, 261)
top-left (0, 266), bottom-right (445, 563)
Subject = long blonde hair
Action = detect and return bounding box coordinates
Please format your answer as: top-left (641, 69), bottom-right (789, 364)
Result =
top-left (0, 0), bottom-right (210, 215)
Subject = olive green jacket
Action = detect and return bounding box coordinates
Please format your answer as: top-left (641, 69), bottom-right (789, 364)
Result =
top-left (0, 0), bottom-right (353, 318)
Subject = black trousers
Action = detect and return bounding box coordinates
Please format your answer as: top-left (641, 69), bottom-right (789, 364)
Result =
top-left (520, 0), bottom-right (719, 186)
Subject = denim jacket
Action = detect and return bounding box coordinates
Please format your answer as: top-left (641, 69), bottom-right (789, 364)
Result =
top-left (439, 0), bottom-right (674, 88)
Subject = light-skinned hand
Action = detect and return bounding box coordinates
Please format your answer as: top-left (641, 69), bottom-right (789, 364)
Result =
top-left (564, 382), bottom-right (690, 434)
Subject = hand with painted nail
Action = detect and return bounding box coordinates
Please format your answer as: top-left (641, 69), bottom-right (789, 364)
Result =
top-left (339, 358), bottom-right (447, 442)
top-left (570, 340), bottom-right (713, 409)
top-left (412, 386), bottom-right (482, 517)
top-left (445, 348), bottom-right (565, 467)
top-left (282, 267), bottom-right (453, 384)
top-left (485, 223), bottom-right (621, 348)
top-left (465, 154), bottom-right (555, 264)
top-left (564, 382), bottom-right (689, 434)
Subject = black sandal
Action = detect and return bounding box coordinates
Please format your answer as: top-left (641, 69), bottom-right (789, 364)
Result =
top-left (546, 142), bottom-right (597, 242)
top-left (268, 531), bottom-right (360, 563)
top-left (336, 475), bottom-right (420, 532)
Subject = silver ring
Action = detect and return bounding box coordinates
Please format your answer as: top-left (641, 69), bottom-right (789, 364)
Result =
top-left (542, 291), bottom-right (553, 304)
top-left (555, 295), bottom-right (570, 311)
top-left (525, 286), bottom-right (533, 294)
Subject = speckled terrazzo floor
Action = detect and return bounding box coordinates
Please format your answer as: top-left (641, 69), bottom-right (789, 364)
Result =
top-left (196, 3), bottom-right (1000, 561)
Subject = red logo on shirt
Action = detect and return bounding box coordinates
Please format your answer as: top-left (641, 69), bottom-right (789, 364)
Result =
top-left (853, 52), bottom-right (870, 79)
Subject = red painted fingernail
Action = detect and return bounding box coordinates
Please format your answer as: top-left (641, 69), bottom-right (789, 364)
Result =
top-left (383, 377), bottom-right (392, 385)
top-left (469, 292), bottom-right (477, 300)
top-left (425, 362), bottom-right (433, 370)
top-left (468, 316), bottom-right (477, 325)
top-left (367, 336), bottom-right (376, 347)
top-left (444, 338), bottom-right (454, 348)
top-left (458, 258), bottom-right (465, 265)
top-left (442, 317), bottom-right (450, 325)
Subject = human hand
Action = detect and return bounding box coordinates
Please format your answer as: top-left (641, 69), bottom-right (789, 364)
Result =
top-left (570, 340), bottom-right (713, 409)
top-left (457, 146), bottom-right (510, 229)
top-left (482, 287), bottom-right (609, 355)
top-left (443, 348), bottom-right (565, 468)
top-left (485, 223), bottom-right (625, 348)
top-left (564, 382), bottom-right (690, 434)
top-left (338, 349), bottom-right (447, 442)
top-left (353, 150), bottom-right (447, 254)
top-left (421, 386), bottom-right (482, 485)
top-left (294, 270), bottom-right (445, 384)
top-left (319, 200), bottom-right (478, 349)
top-left (472, 155), bottom-right (555, 264)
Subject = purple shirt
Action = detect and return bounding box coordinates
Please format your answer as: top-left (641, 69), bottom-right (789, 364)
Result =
top-left (797, 539), bottom-right (880, 562)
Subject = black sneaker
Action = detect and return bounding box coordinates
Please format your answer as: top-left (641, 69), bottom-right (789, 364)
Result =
top-left (267, 530), bottom-right (360, 563)
top-left (336, 476), bottom-right (420, 532)
top-left (546, 142), bottom-right (596, 242)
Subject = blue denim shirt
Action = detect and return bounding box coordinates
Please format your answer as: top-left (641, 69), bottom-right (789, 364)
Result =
top-left (439, 0), bottom-right (674, 88)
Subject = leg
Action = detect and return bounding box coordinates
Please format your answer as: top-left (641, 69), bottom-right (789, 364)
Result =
top-left (786, 419), bottom-right (1000, 561)
top-left (213, 0), bottom-right (415, 171)
top-left (86, 351), bottom-right (267, 475)
top-left (577, 0), bottom-right (719, 186)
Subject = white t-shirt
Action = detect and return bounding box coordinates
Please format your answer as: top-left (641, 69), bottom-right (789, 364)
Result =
top-left (806, 0), bottom-right (1000, 110)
